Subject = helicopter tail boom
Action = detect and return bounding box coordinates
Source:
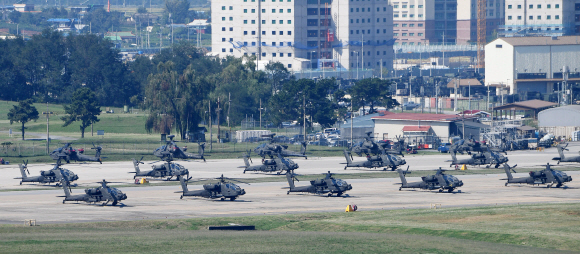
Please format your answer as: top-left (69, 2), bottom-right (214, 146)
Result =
top-left (18, 164), bottom-right (28, 178)
top-left (397, 168), bottom-right (407, 186)
top-left (178, 175), bottom-right (189, 192)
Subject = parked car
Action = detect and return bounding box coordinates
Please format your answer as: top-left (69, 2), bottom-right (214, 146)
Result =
top-left (309, 139), bottom-right (329, 146)
top-left (438, 143), bottom-right (452, 153)
top-left (403, 101), bottom-right (419, 110)
top-left (290, 134), bottom-right (304, 143)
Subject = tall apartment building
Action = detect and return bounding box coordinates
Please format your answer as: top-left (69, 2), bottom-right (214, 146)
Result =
top-left (390, 0), bottom-right (503, 45)
top-left (502, 0), bottom-right (577, 36)
top-left (211, 0), bottom-right (394, 72)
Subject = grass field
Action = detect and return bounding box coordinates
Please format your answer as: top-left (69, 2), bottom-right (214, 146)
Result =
top-left (1, 203), bottom-right (578, 253)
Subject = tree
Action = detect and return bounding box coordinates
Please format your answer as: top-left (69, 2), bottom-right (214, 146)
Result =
top-left (137, 6), bottom-right (148, 13)
top-left (350, 78), bottom-right (398, 114)
top-left (61, 88), bottom-right (101, 138)
top-left (165, 0), bottom-right (190, 23)
top-left (7, 99), bottom-right (39, 140)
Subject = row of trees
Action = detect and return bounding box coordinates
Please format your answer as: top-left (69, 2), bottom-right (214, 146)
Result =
top-left (2, 30), bottom-right (397, 139)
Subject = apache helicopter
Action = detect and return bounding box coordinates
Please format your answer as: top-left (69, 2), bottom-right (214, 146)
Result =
top-left (285, 170), bottom-right (352, 197)
top-left (15, 160), bottom-right (78, 186)
top-left (449, 149), bottom-right (508, 168)
top-left (239, 152), bottom-right (298, 174)
top-left (351, 132), bottom-right (405, 156)
top-left (396, 167), bottom-right (464, 193)
top-left (342, 150), bottom-right (406, 171)
top-left (49, 143), bottom-right (103, 164)
top-left (153, 135), bottom-right (207, 161)
top-left (553, 144), bottom-right (580, 164)
top-left (176, 174), bottom-right (247, 201)
top-left (501, 163), bottom-right (573, 188)
top-left (129, 157), bottom-right (190, 181)
top-left (253, 134), bottom-right (308, 159)
top-left (57, 171), bottom-right (127, 206)
top-left (450, 137), bottom-right (505, 155)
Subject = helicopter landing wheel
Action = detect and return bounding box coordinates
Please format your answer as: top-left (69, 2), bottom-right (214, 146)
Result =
top-left (62, 200), bottom-right (65, 204)
top-left (457, 190), bottom-right (461, 193)
top-left (439, 189), bottom-right (443, 193)
top-left (287, 191), bottom-right (290, 195)
top-left (391, 168), bottom-right (395, 171)
top-left (230, 197), bottom-right (236, 201)
top-left (505, 182), bottom-right (508, 187)
top-left (327, 193), bottom-right (332, 197)
top-left (180, 195), bottom-right (183, 199)
top-left (399, 187), bottom-right (402, 191)
top-left (383, 168), bottom-right (387, 171)
top-left (221, 197), bottom-right (225, 201)
top-left (448, 189), bottom-right (453, 193)
top-left (344, 167), bottom-right (347, 170)
top-left (19, 181), bottom-right (22, 185)
top-left (556, 184), bottom-right (562, 188)
top-left (337, 193), bottom-right (342, 197)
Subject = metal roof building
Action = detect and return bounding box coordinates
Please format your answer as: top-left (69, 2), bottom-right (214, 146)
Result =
top-left (538, 105), bottom-right (580, 138)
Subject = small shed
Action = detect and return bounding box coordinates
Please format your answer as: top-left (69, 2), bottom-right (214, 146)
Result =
top-left (492, 99), bottom-right (557, 120)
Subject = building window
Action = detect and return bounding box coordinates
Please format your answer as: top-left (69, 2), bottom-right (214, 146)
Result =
top-left (409, 24), bottom-right (414, 27)
top-left (229, 48), bottom-right (233, 52)
top-left (394, 5), bottom-right (398, 8)
top-left (272, 20), bottom-right (276, 24)
top-left (222, 48), bottom-right (225, 52)
top-left (410, 14), bottom-right (414, 17)
top-left (229, 17), bottom-right (233, 21)
top-left (262, 31), bottom-right (265, 35)
top-left (252, 31), bottom-right (256, 35)
top-left (221, 6), bottom-right (225, 10)
top-left (244, 20), bottom-right (248, 24)
top-left (272, 53), bottom-right (276, 57)
top-left (229, 6), bottom-right (233, 10)
top-left (402, 24), bottom-right (407, 27)
top-left (262, 9), bottom-right (265, 13)
top-left (288, 31), bottom-right (292, 35)
top-left (418, 33), bottom-right (423, 36)
top-left (529, 4), bottom-right (533, 9)
top-left (402, 14), bottom-right (407, 17)
top-left (272, 31), bottom-right (276, 35)
top-left (537, 4), bottom-right (541, 9)
top-left (287, 42), bottom-right (291, 46)
top-left (508, 16), bottom-right (512, 20)
top-left (288, 20), bottom-right (291, 24)
top-left (529, 16), bottom-right (533, 20)
top-left (547, 4), bottom-right (551, 9)
top-left (517, 5), bottom-right (521, 9)
top-left (350, 19), bottom-right (353, 23)
top-left (377, 29), bottom-right (380, 33)
top-left (244, 9), bottom-right (247, 13)
top-left (280, 53), bottom-right (284, 57)
top-left (229, 27), bottom-right (233, 31)
top-left (537, 15), bottom-right (541, 20)
top-left (279, 31), bottom-right (283, 35)
top-left (244, 31), bottom-right (248, 35)
top-left (402, 33), bottom-right (407, 36)
top-left (288, 53), bottom-right (292, 57)
top-left (252, 42), bottom-right (256, 46)
top-left (262, 20), bottom-right (266, 24)
top-left (229, 38), bottom-right (233, 41)
top-left (402, 4), bottom-right (407, 8)
top-left (288, 9), bottom-right (291, 13)
top-left (356, 30), bottom-right (359, 34)
top-left (556, 15), bottom-right (560, 19)
top-left (517, 16), bottom-right (521, 20)
top-left (409, 33), bottom-right (414, 36)
top-left (394, 33), bottom-right (398, 36)
top-left (251, 20), bottom-right (256, 24)
top-left (410, 5), bottom-right (414, 8)
top-left (222, 27), bottom-right (225, 31)
top-left (272, 42), bottom-right (276, 46)
top-left (556, 4), bottom-right (559, 8)
top-left (222, 38), bottom-right (225, 42)
top-left (308, 30), bottom-right (318, 37)
top-left (507, 5), bottom-right (511, 9)
top-left (288, 64), bottom-right (292, 68)
top-left (251, 9), bottom-right (255, 13)
top-left (547, 15), bottom-right (551, 20)
top-left (394, 14), bottom-right (399, 17)
top-left (262, 53), bottom-right (266, 57)
top-left (222, 17), bottom-right (225, 21)
top-left (418, 24), bottom-right (423, 27)
top-left (272, 9), bottom-right (276, 13)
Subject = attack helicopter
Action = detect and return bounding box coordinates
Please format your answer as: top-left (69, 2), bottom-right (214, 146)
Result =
top-left (450, 137), bottom-right (505, 155)
top-left (57, 170), bottom-right (127, 206)
top-left (342, 149), bottom-right (406, 171)
top-left (253, 134), bottom-right (308, 159)
top-left (285, 170), bottom-right (352, 197)
top-left (176, 174), bottom-right (247, 201)
top-left (449, 149), bottom-right (508, 168)
top-left (501, 163), bottom-right (573, 188)
top-left (553, 144), bottom-right (580, 164)
top-left (15, 159), bottom-right (78, 186)
top-left (153, 135), bottom-right (207, 161)
top-left (396, 167), bottom-right (464, 193)
top-left (239, 152), bottom-right (298, 174)
top-left (49, 143), bottom-right (103, 164)
top-left (350, 132), bottom-right (405, 156)
top-left (129, 157), bottom-right (190, 181)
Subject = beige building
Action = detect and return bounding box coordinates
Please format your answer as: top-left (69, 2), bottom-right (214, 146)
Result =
top-left (211, 0), bottom-right (394, 72)
top-left (503, 0), bottom-right (576, 36)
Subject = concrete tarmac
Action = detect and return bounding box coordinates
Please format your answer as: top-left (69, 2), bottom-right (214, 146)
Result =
top-left (0, 143), bottom-right (579, 224)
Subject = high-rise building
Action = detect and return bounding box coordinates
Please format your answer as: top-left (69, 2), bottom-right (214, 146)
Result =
top-left (390, 0), bottom-right (503, 45)
top-left (502, 0), bottom-right (577, 37)
top-left (211, 0), bottom-right (394, 72)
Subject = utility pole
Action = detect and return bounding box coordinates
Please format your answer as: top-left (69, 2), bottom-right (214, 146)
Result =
top-left (361, 34), bottom-right (364, 75)
top-left (46, 102), bottom-right (49, 154)
top-left (259, 98), bottom-right (263, 129)
top-left (209, 101), bottom-right (212, 151)
top-left (350, 98), bottom-right (353, 147)
top-left (468, 80), bottom-right (471, 111)
top-left (303, 94), bottom-right (306, 137)
top-left (217, 97), bottom-right (221, 143)
top-left (227, 93), bottom-right (231, 128)
top-left (454, 79), bottom-right (458, 112)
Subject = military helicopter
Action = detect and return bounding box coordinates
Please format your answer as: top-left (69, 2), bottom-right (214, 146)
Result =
top-left (153, 135), bottom-right (207, 161)
top-left (57, 171), bottom-right (127, 206)
top-left (501, 163), bottom-right (573, 188)
top-left (239, 152), bottom-right (298, 174)
top-left (285, 170), bottom-right (352, 197)
top-left (342, 150), bottom-right (406, 171)
top-left (450, 137), bottom-right (505, 155)
top-left (49, 143), bottom-right (103, 164)
top-left (129, 157), bottom-right (190, 181)
top-left (396, 167), bottom-right (464, 193)
top-left (350, 132), bottom-right (382, 156)
top-left (176, 174), bottom-right (247, 201)
top-left (15, 159), bottom-right (78, 186)
top-left (253, 134), bottom-right (308, 159)
top-left (553, 144), bottom-right (580, 164)
top-left (449, 149), bottom-right (508, 168)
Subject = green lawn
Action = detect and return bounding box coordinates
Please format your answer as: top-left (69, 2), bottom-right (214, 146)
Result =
top-left (1, 203), bottom-right (578, 253)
